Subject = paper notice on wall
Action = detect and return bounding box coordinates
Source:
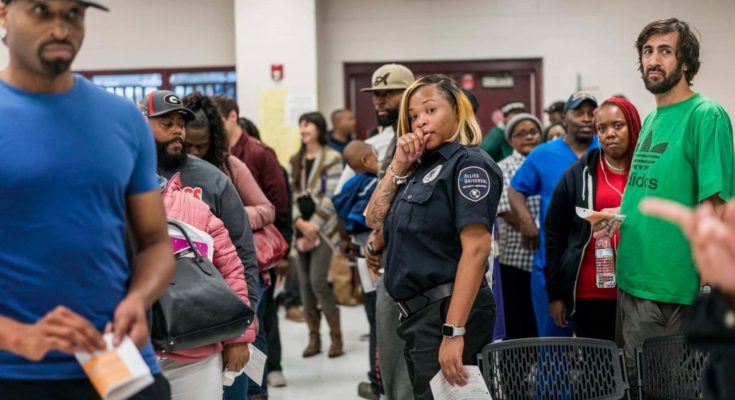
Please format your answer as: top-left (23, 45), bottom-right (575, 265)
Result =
top-left (259, 89), bottom-right (299, 165)
top-left (284, 93), bottom-right (317, 127)
top-left (75, 334), bottom-right (154, 400)
top-left (430, 366), bottom-right (492, 400)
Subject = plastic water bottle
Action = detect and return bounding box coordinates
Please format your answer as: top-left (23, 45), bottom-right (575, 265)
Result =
top-left (595, 236), bottom-right (616, 288)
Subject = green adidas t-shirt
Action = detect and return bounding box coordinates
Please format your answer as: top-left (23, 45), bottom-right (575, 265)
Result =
top-left (617, 93), bottom-right (734, 305)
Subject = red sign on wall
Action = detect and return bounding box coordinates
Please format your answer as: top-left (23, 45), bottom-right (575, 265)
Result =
top-left (460, 73), bottom-right (476, 90)
top-left (271, 64), bottom-right (284, 82)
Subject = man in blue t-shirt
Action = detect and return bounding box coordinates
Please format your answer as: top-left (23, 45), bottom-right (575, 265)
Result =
top-left (508, 91), bottom-right (599, 337)
top-left (0, 1), bottom-right (174, 399)
top-left (327, 108), bottom-right (356, 154)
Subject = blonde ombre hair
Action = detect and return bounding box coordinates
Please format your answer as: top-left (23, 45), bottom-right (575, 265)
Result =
top-left (396, 74), bottom-right (482, 146)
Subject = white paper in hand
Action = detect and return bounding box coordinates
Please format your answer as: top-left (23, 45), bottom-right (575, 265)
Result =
top-left (272, 275), bottom-right (286, 300)
top-left (357, 257), bottom-right (376, 293)
top-left (430, 366), bottom-right (492, 400)
top-left (243, 344), bottom-right (267, 386)
top-left (575, 207), bottom-right (626, 225)
top-left (74, 333), bottom-right (154, 400)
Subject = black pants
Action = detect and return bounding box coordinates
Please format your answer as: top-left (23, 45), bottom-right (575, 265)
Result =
top-left (363, 289), bottom-right (382, 395)
top-left (265, 269), bottom-right (283, 373)
top-left (0, 373), bottom-right (170, 400)
top-left (397, 287), bottom-right (496, 400)
top-left (499, 264), bottom-right (537, 339)
top-left (278, 258), bottom-right (302, 309)
top-left (574, 298), bottom-right (617, 341)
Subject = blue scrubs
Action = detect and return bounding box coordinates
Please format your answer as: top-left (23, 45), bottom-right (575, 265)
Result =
top-left (510, 137), bottom-right (598, 336)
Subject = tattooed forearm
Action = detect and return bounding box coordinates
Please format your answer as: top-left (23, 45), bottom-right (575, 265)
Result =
top-left (365, 173), bottom-right (399, 230)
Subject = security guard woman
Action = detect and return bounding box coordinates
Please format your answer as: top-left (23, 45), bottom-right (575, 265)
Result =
top-left (365, 74), bottom-right (501, 399)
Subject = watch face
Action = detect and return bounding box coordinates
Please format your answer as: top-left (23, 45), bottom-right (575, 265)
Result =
top-left (442, 325), bottom-right (454, 336)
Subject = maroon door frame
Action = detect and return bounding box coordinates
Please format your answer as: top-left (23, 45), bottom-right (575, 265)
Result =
top-left (344, 59), bottom-right (543, 139)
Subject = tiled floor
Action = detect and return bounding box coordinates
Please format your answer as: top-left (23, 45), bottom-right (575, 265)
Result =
top-left (268, 305), bottom-right (372, 400)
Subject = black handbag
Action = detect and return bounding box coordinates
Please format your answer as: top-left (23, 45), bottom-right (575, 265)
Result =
top-left (297, 193), bottom-right (317, 221)
top-left (152, 220), bottom-right (254, 352)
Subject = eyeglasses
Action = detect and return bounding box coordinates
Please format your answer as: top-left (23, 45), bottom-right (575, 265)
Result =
top-left (511, 129), bottom-right (540, 139)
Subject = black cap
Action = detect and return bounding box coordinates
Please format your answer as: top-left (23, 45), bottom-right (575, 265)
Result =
top-left (545, 101), bottom-right (565, 114)
top-left (461, 88), bottom-right (480, 113)
top-left (1, 0), bottom-right (109, 11)
top-left (139, 90), bottom-right (195, 122)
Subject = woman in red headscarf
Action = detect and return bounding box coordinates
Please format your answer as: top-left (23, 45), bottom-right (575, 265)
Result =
top-left (544, 97), bottom-right (641, 340)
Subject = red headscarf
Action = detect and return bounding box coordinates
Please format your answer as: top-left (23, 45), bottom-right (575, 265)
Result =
top-left (599, 97), bottom-right (641, 174)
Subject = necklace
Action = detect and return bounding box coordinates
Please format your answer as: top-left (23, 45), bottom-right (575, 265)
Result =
top-left (603, 155), bottom-right (626, 173)
top-left (599, 156), bottom-right (625, 199)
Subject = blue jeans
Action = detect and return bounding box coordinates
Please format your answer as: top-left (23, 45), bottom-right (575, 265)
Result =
top-left (223, 364), bottom-right (249, 399)
top-left (247, 282), bottom-right (269, 397)
top-left (224, 283), bottom-right (267, 400)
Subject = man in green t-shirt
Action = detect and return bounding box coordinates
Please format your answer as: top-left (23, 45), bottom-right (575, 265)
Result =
top-left (480, 100), bottom-right (525, 162)
top-left (599, 18), bottom-right (734, 388)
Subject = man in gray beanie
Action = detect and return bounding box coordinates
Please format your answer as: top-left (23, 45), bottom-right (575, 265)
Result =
top-left (496, 113), bottom-right (543, 339)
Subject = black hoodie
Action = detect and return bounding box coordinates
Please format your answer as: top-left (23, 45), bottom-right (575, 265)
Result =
top-left (544, 149), bottom-right (602, 312)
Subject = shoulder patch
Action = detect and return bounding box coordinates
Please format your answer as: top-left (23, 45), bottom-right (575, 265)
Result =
top-left (423, 164), bottom-right (443, 183)
top-left (457, 166), bottom-right (491, 202)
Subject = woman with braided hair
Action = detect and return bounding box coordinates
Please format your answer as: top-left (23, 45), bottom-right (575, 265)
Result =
top-left (182, 92), bottom-right (276, 230)
top-left (544, 97), bottom-right (641, 340)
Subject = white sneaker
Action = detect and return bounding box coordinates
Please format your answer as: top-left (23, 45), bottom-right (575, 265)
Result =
top-left (268, 371), bottom-right (287, 387)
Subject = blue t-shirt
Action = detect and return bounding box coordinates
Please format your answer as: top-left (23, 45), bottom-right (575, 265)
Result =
top-left (510, 138), bottom-right (598, 271)
top-left (327, 131), bottom-right (351, 154)
top-left (0, 76), bottom-right (160, 379)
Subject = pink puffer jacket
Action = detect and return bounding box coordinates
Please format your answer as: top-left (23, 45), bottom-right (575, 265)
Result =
top-left (158, 173), bottom-right (256, 363)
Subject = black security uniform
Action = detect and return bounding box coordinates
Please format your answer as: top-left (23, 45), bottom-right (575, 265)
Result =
top-left (383, 141), bottom-right (502, 400)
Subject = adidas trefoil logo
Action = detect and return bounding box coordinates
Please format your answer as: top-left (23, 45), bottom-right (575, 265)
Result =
top-left (628, 131), bottom-right (669, 191)
top-left (632, 132), bottom-right (668, 172)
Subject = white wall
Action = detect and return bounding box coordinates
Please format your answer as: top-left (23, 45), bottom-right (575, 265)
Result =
top-left (0, 0), bottom-right (235, 70)
top-left (234, 0), bottom-right (318, 123)
top-left (2, 0), bottom-right (734, 121)
top-left (317, 0), bottom-right (735, 119)
top-left (234, 0), bottom-right (318, 164)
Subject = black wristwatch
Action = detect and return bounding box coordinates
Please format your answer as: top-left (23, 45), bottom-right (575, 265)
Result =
top-left (442, 324), bottom-right (466, 338)
top-left (366, 242), bottom-right (383, 256)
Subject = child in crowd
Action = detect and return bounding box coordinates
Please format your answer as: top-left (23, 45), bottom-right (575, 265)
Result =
top-left (333, 141), bottom-right (382, 399)
top-left (333, 140), bottom-right (380, 247)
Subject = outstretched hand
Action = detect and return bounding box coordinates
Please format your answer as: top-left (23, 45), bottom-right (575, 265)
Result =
top-left (640, 198), bottom-right (735, 295)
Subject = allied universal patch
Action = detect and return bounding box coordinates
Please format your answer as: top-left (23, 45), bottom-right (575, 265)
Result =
top-left (457, 166), bottom-right (491, 202)
top-left (423, 164), bottom-right (443, 183)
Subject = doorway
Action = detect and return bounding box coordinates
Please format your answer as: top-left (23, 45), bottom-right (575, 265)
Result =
top-left (344, 59), bottom-right (543, 139)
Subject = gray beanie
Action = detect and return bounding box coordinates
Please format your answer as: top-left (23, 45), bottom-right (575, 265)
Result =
top-left (505, 113), bottom-right (543, 140)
